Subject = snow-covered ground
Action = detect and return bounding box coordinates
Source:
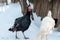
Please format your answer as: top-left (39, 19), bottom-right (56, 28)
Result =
top-left (0, 2), bottom-right (60, 40)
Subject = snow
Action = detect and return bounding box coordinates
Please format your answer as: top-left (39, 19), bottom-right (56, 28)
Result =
top-left (33, 13), bottom-right (41, 27)
top-left (0, 2), bottom-right (60, 40)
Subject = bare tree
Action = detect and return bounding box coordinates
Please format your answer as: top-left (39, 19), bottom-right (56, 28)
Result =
top-left (19, 0), bottom-right (27, 15)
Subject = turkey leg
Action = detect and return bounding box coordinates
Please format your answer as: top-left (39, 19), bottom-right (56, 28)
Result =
top-left (22, 32), bottom-right (29, 39)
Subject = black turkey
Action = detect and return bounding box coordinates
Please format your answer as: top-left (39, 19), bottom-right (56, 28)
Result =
top-left (9, 4), bottom-right (34, 39)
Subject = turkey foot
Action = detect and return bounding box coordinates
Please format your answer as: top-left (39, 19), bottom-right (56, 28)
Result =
top-left (24, 37), bottom-right (29, 39)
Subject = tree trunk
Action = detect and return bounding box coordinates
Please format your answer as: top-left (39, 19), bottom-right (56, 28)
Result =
top-left (36, 0), bottom-right (49, 18)
top-left (57, 0), bottom-right (60, 31)
top-left (19, 0), bottom-right (27, 15)
top-left (52, 0), bottom-right (59, 19)
top-left (29, 0), bottom-right (50, 18)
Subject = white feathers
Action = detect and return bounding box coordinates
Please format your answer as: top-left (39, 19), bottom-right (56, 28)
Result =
top-left (38, 10), bottom-right (55, 40)
top-left (47, 10), bottom-right (52, 17)
top-left (26, 0), bottom-right (34, 9)
top-left (26, 0), bottom-right (30, 5)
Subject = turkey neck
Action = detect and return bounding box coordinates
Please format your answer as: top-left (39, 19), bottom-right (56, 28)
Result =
top-left (25, 11), bottom-right (32, 19)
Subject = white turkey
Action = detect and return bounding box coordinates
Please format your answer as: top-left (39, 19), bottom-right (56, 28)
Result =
top-left (37, 10), bottom-right (55, 40)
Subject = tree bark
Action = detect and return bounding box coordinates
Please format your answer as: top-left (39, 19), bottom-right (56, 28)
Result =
top-left (57, 0), bottom-right (60, 31)
top-left (36, 0), bottom-right (49, 18)
top-left (52, 0), bottom-right (59, 19)
top-left (19, 0), bottom-right (27, 15)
